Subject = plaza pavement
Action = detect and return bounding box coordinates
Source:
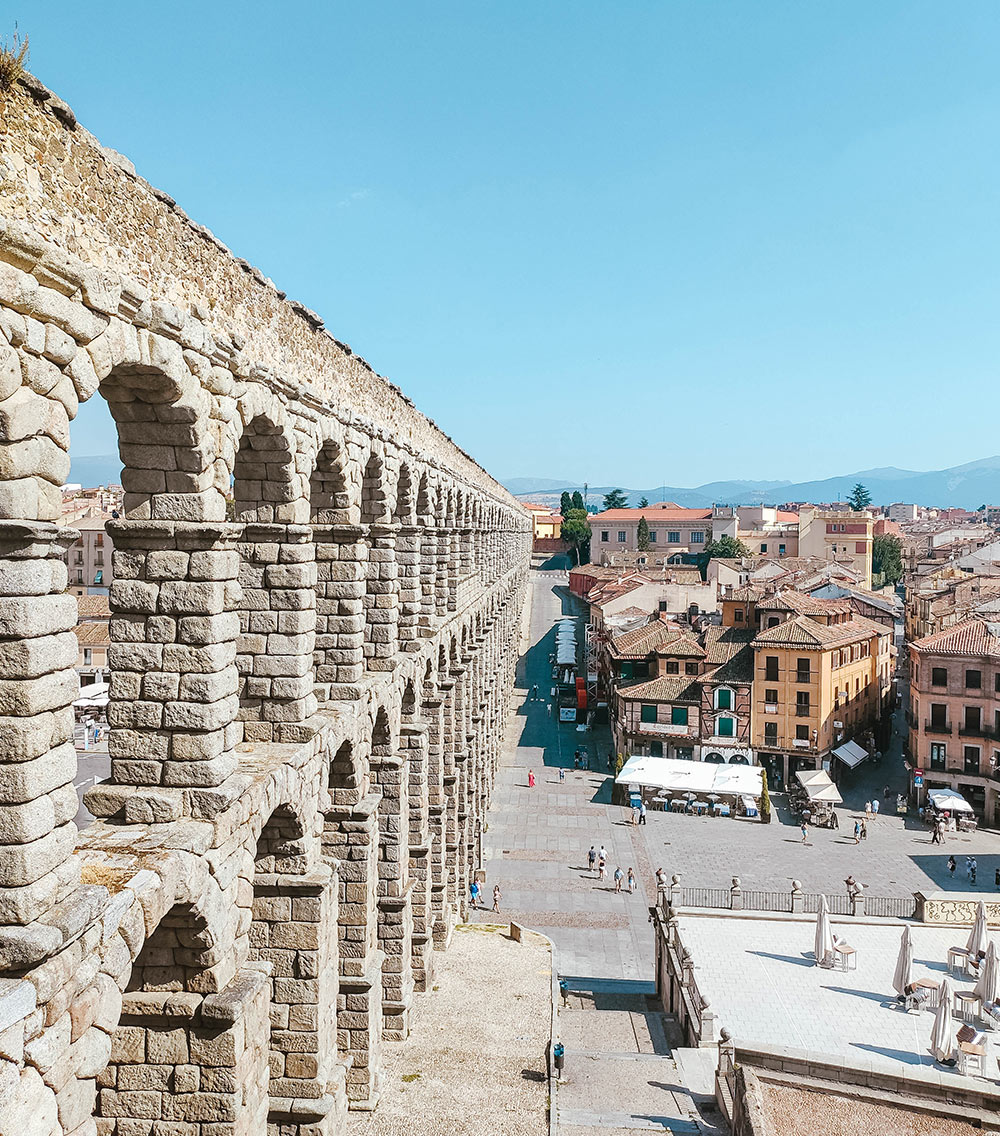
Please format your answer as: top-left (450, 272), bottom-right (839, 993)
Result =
top-left (475, 563), bottom-right (1000, 984)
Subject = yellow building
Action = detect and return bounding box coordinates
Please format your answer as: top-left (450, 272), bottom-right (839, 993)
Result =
top-left (751, 612), bottom-right (891, 788)
top-left (798, 508), bottom-right (873, 589)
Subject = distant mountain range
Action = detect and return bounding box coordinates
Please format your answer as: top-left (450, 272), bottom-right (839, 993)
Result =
top-left (67, 452), bottom-right (1000, 512)
top-left (504, 457), bottom-right (1000, 511)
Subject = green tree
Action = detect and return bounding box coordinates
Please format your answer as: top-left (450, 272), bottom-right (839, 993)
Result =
top-left (872, 532), bottom-right (904, 586)
top-left (603, 488), bottom-right (629, 510)
top-left (696, 534), bottom-right (751, 579)
top-left (848, 483), bottom-right (872, 510)
top-left (759, 768), bottom-right (771, 824)
top-left (637, 515), bottom-right (650, 551)
top-left (637, 496), bottom-right (649, 508)
top-left (560, 491), bottom-right (572, 516)
top-left (571, 490), bottom-right (585, 511)
top-left (561, 508), bottom-right (591, 566)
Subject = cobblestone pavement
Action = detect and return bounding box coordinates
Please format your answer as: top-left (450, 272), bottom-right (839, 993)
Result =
top-left (476, 565), bottom-right (1000, 985)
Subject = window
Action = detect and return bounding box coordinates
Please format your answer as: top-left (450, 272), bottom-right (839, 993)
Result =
top-left (734, 609), bottom-right (744, 622)
top-left (83, 648), bottom-right (92, 665)
top-left (95, 534), bottom-right (103, 547)
top-left (796, 657), bottom-right (811, 683)
top-left (764, 721), bottom-right (777, 742)
top-left (601, 530), bottom-right (609, 542)
top-left (75, 571), bottom-right (83, 584)
top-left (796, 691), bottom-right (810, 716)
top-left (94, 571), bottom-right (103, 585)
top-left (931, 667), bottom-right (947, 687)
top-left (855, 541), bottom-right (866, 554)
top-left (795, 724), bottom-right (810, 741)
top-left (966, 669), bottom-right (982, 690)
top-left (717, 717), bottom-right (734, 737)
top-left (649, 530), bottom-right (657, 543)
top-left (767, 617), bottom-right (779, 628)
top-left (650, 741), bottom-right (663, 757)
top-left (75, 552), bottom-right (83, 564)
top-left (765, 656), bottom-right (779, 681)
top-left (995, 673), bottom-right (1000, 694)
top-left (670, 706), bottom-right (688, 726)
top-left (930, 703), bottom-right (947, 730)
top-left (658, 601), bottom-right (668, 612)
top-left (617, 531), bottom-right (626, 543)
top-left (675, 746), bottom-right (694, 760)
top-left (95, 554), bottom-right (104, 566)
top-left (778, 544), bottom-right (786, 556)
top-left (964, 745), bottom-right (981, 775)
top-left (717, 688), bottom-right (732, 710)
top-left (690, 531), bottom-right (705, 544)
top-left (965, 706), bottom-right (981, 734)
top-left (930, 743), bottom-right (946, 771)
top-left (664, 660), bottom-right (679, 674)
top-left (668, 531), bottom-right (680, 543)
top-left (640, 704), bottom-right (657, 724)
top-left (765, 689), bottom-right (778, 704)
top-left (760, 543), bottom-right (768, 553)
top-left (685, 661), bottom-right (699, 675)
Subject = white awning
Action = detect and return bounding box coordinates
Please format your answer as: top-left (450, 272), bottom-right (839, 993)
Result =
top-left (795, 768), bottom-right (843, 805)
top-left (617, 755), bottom-right (762, 798)
top-left (833, 740), bottom-right (868, 769)
top-left (928, 788), bottom-right (975, 814)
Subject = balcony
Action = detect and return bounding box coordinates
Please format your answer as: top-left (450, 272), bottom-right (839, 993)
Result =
top-left (763, 704), bottom-right (778, 714)
top-left (924, 720), bottom-right (952, 736)
top-left (959, 723), bottom-right (998, 740)
top-left (759, 735), bottom-right (818, 753)
top-left (795, 706), bottom-right (811, 718)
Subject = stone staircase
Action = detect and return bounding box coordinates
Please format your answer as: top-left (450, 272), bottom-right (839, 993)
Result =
top-left (553, 979), bottom-right (727, 1134)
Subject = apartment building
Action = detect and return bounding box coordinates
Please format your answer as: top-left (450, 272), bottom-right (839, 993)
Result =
top-left (908, 620), bottom-right (1000, 823)
top-left (905, 570), bottom-right (1000, 642)
top-left (798, 507), bottom-right (873, 588)
top-left (588, 505), bottom-right (717, 557)
top-left (734, 506), bottom-right (800, 559)
top-left (751, 611), bottom-right (891, 790)
top-left (64, 516), bottom-right (114, 596)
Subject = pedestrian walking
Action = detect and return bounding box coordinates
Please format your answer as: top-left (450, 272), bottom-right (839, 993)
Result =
top-left (531, 684), bottom-right (538, 700)
top-left (860, 819), bottom-right (868, 841)
top-left (627, 868), bottom-right (636, 893)
top-left (995, 867), bottom-right (999, 891)
top-left (971, 858), bottom-right (978, 886)
top-left (845, 875), bottom-right (860, 898)
top-left (613, 867), bottom-right (624, 893)
top-left (871, 798), bottom-right (880, 818)
top-left (598, 861), bottom-right (607, 881)
top-left (638, 801), bottom-right (647, 825)
top-left (528, 769), bottom-right (535, 788)
top-left (854, 820), bottom-right (861, 844)
top-left (864, 801), bottom-right (872, 819)
top-left (948, 855), bottom-right (957, 878)
top-left (830, 810), bottom-right (839, 829)
top-left (630, 805), bottom-right (639, 826)
top-left (883, 783), bottom-right (891, 799)
top-left (931, 823), bottom-right (941, 845)
top-left (588, 845), bottom-right (597, 873)
top-left (492, 884), bottom-right (502, 913)
top-left (800, 822), bottom-right (808, 843)
top-left (470, 879), bottom-right (481, 908)
top-left (966, 856), bottom-right (973, 881)
top-left (559, 766), bottom-right (565, 782)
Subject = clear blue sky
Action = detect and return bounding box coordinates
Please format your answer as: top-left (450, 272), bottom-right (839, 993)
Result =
top-left (23, 1), bottom-right (1000, 488)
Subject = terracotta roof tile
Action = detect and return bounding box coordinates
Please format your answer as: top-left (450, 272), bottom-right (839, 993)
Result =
top-left (74, 621), bottom-right (110, 646)
top-left (753, 615), bottom-right (885, 649)
top-left (912, 618), bottom-right (1000, 659)
top-left (609, 621), bottom-right (705, 660)
top-left (589, 508), bottom-right (713, 522)
top-left (76, 595), bottom-right (110, 619)
top-left (618, 675), bottom-right (701, 702)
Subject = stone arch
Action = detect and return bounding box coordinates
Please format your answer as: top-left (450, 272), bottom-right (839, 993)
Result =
top-left (310, 437), bottom-right (352, 526)
top-left (231, 411), bottom-right (297, 524)
top-left (361, 450), bottom-right (399, 671)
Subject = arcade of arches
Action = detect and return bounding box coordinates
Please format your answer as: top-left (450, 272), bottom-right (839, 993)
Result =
top-left (0, 76), bottom-right (531, 1134)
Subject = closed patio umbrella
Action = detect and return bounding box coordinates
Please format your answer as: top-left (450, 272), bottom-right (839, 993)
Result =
top-left (892, 924), bottom-right (913, 996)
top-left (966, 900), bottom-right (989, 958)
top-left (975, 939), bottom-right (999, 1005)
top-left (814, 895), bottom-right (834, 968)
top-left (930, 976), bottom-right (955, 1064)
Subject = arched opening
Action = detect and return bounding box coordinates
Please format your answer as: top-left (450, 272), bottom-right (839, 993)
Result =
top-left (309, 439), bottom-right (350, 525)
top-left (100, 901), bottom-right (269, 1130)
top-left (729, 754), bottom-right (750, 765)
top-left (704, 752), bottom-right (724, 764)
top-left (361, 452), bottom-right (398, 671)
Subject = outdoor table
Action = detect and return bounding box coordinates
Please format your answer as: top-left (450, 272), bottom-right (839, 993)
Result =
top-left (956, 990), bottom-right (983, 1024)
top-left (715, 804), bottom-right (731, 818)
top-left (692, 801), bottom-right (709, 815)
top-left (914, 978), bottom-right (941, 1009)
top-left (948, 946), bottom-right (972, 975)
top-left (834, 944), bottom-right (857, 972)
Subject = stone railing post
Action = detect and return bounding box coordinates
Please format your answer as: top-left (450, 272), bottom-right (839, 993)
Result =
top-left (88, 519), bottom-right (243, 823)
top-left (730, 876), bottom-right (743, 911)
top-left (718, 1028), bottom-right (735, 1077)
top-left (791, 879), bottom-right (804, 914)
top-left (0, 521), bottom-right (79, 927)
top-left (700, 999), bottom-right (718, 1045)
top-left (851, 888), bottom-right (866, 917)
top-left (669, 873), bottom-right (683, 910)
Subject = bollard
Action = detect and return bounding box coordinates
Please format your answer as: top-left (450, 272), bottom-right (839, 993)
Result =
top-left (553, 1041), bottom-right (565, 1079)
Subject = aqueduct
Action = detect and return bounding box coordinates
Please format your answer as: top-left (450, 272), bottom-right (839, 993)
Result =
top-left (0, 74), bottom-right (531, 1133)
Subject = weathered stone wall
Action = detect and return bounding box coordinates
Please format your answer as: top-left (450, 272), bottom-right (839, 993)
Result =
top-left (0, 73), bottom-right (531, 1135)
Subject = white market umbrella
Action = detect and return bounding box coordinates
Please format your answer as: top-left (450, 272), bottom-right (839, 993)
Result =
top-left (966, 900), bottom-right (989, 957)
top-left (814, 895), bottom-right (834, 968)
top-left (975, 939), bottom-right (999, 1005)
top-left (930, 976), bottom-right (955, 1064)
top-left (892, 924), bottom-right (913, 996)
